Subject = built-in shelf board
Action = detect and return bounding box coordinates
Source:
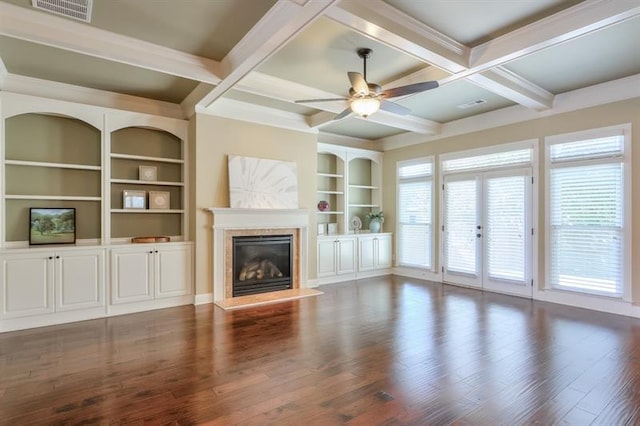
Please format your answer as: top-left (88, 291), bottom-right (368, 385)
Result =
top-left (4, 160), bottom-right (101, 171)
top-left (111, 209), bottom-right (184, 214)
top-left (6, 195), bottom-right (101, 201)
top-left (110, 179), bottom-right (184, 187)
top-left (110, 153), bottom-right (184, 164)
top-left (317, 190), bottom-right (344, 195)
top-left (317, 172), bottom-right (343, 178)
top-left (349, 184), bottom-right (379, 190)
top-left (348, 204), bottom-right (380, 208)
top-left (317, 211), bottom-right (344, 215)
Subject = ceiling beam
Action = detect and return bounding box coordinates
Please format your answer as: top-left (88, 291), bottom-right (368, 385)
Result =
top-left (196, 0), bottom-right (339, 108)
top-left (465, 67), bottom-right (554, 110)
top-left (469, 0), bottom-right (640, 72)
top-left (0, 2), bottom-right (223, 84)
top-left (327, 0), bottom-right (554, 111)
top-left (326, 0), bottom-right (468, 74)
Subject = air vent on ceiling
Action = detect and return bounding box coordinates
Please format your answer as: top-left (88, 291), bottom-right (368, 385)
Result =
top-left (457, 99), bottom-right (487, 109)
top-left (31, 0), bottom-right (92, 23)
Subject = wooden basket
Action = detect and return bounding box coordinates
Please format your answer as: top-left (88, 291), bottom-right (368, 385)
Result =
top-left (131, 236), bottom-right (171, 244)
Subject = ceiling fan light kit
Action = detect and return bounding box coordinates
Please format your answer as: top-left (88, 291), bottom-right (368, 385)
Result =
top-left (350, 97), bottom-right (380, 118)
top-left (295, 47), bottom-right (439, 120)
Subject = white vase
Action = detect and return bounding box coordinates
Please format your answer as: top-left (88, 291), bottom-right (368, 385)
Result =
top-left (368, 218), bottom-right (381, 233)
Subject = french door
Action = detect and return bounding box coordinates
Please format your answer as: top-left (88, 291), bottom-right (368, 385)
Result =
top-left (443, 168), bottom-right (533, 298)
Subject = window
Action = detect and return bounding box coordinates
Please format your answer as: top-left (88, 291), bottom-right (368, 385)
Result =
top-left (546, 127), bottom-right (629, 298)
top-left (397, 158), bottom-right (433, 268)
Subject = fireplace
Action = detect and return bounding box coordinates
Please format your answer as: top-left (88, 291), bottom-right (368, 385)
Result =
top-left (208, 208), bottom-right (309, 305)
top-left (232, 234), bottom-right (293, 296)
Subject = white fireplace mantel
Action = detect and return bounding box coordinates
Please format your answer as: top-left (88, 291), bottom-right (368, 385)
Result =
top-left (206, 208), bottom-right (310, 302)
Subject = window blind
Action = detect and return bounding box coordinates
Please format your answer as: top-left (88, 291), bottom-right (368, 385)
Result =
top-left (443, 148), bottom-right (531, 173)
top-left (444, 179), bottom-right (477, 275)
top-left (486, 175), bottom-right (526, 283)
top-left (397, 160), bottom-right (432, 268)
top-left (549, 138), bottom-right (624, 297)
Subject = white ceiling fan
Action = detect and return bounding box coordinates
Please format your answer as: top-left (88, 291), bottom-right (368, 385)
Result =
top-left (295, 48), bottom-right (439, 120)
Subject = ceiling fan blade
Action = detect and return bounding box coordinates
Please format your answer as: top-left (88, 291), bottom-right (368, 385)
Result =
top-left (348, 72), bottom-right (368, 95)
top-left (382, 81), bottom-right (439, 98)
top-left (295, 98), bottom-right (347, 103)
top-left (380, 100), bottom-right (411, 116)
top-left (334, 107), bottom-right (353, 121)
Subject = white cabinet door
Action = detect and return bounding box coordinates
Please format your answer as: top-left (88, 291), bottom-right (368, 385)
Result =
top-left (111, 246), bottom-right (154, 304)
top-left (318, 238), bottom-right (337, 277)
top-left (336, 237), bottom-right (356, 274)
top-left (55, 249), bottom-right (105, 312)
top-left (376, 235), bottom-right (392, 269)
top-left (0, 253), bottom-right (53, 319)
top-left (358, 236), bottom-right (376, 272)
top-left (156, 244), bottom-right (192, 298)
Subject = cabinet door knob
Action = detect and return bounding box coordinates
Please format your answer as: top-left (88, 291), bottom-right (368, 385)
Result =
top-left (148, 251), bottom-right (154, 254)
top-left (48, 256), bottom-right (53, 260)
top-left (56, 255), bottom-right (60, 259)
top-left (155, 250), bottom-right (158, 253)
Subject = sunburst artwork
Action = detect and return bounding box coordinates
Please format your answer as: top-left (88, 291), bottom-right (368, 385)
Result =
top-left (228, 155), bottom-right (299, 209)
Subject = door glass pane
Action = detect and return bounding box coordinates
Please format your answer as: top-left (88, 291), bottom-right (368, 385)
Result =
top-left (486, 175), bottom-right (526, 283)
top-left (444, 179), bottom-right (477, 275)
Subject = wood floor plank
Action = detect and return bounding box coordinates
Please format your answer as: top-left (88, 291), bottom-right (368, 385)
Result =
top-left (2, 276), bottom-right (640, 425)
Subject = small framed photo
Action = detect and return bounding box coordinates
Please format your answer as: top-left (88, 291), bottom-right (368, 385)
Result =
top-left (139, 165), bottom-right (157, 181)
top-left (29, 208), bottom-right (76, 245)
top-left (149, 191), bottom-right (170, 209)
top-left (327, 223), bottom-right (338, 235)
top-left (123, 190), bottom-right (146, 209)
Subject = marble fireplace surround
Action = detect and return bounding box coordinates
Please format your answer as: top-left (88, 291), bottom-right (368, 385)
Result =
top-left (207, 208), bottom-right (309, 305)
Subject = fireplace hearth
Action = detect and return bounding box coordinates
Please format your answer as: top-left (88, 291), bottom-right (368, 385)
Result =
top-left (232, 235), bottom-right (293, 297)
top-left (208, 208), bottom-right (310, 305)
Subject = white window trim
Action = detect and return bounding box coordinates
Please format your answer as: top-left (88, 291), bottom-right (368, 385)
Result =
top-left (543, 123), bottom-right (632, 302)
top-left (396, 156), bottom-right (434, 271)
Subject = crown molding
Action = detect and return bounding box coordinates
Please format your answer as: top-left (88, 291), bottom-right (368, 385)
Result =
top-left (1, 73), bottom-right (184, 119)
top-left (317, 132), bottom-right (378, 151)
top-left (379, 73), bottom-right (640, 151)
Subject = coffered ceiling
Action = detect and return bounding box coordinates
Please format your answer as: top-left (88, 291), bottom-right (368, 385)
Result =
top-left (0, 0), bottom-right (639, 150)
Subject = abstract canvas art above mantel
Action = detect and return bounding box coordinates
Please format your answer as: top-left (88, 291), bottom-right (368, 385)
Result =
top-left (228, 155), bottom-right (299, 209)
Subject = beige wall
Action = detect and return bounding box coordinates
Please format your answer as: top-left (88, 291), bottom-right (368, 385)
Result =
top-left (383, 98), bottom-right (640, 303)
top-left (193, 114), bottom-right (318, 295)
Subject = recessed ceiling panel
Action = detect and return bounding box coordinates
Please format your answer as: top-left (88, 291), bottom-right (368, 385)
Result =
top-left (257, 17), bottom-right (427, 95)
top-left (0, 36), bottom-right (198, 103)
top-left (384, 0), bottom-right (583, 46)
top-left (224, 90), bottom-right (319, 115)
top-left (321, 118), bottom-right (405, 140)
top-left (396, 80), bottom-right (515, 123)
top-left (504, 16), bottom-right (640, 94)
top-left (1, 0), bottom-right (276, 60)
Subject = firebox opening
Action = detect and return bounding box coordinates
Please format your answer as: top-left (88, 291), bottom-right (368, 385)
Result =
top-left (232, 234), bottom-right (293, 297)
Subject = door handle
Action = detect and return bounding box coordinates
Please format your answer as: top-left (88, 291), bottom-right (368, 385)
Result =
top-left (476, 233), bottom-right (482, 238)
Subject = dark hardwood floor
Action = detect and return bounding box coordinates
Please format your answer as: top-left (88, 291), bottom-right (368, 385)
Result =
top-left (2, 276), bottom-right (640, 425)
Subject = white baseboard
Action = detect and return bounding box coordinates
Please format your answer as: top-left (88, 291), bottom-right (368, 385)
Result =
top-left (305, 279), bottom-right (319, 288)
top-left (194, 293), bottom-right (213, 305)
top-left (107, 295), bottom-right (194, 316)
top-left (534, 289), bottom-right (640, 318)
top-left (0, 307), bottom-right (106, 333)
top-left (393, 266), bottom-right (442, 283)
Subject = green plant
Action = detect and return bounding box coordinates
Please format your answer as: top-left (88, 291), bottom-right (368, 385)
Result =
top-left (365, 210), bottom-right (384, 223)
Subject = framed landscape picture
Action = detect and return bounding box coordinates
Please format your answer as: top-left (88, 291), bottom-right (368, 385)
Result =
top-left (29, 208), bottom-right (76, 245)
